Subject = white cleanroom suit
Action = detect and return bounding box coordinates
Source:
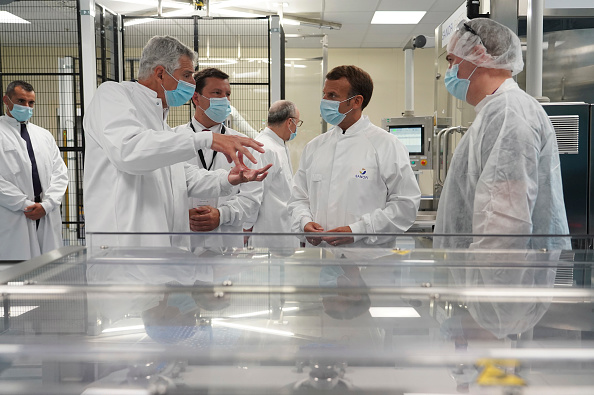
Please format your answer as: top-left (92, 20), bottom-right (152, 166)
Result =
top-left (288, 115), bottom-right (421, 247)
top-left (83, 81), bottom-right (233, 249)
top-left (0, 115), bottom-right (68, 260)
top-left (434, 79), bottom-right (570, 250)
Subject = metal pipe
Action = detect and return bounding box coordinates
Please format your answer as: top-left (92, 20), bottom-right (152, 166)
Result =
top-left (526, 0), bottom-right (544, 98)
top-left (157, 0), bottom-right (163, 17)
top-left (404, 48), bottom-right (414, 116)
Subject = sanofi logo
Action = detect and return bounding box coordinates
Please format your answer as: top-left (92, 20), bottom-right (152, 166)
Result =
top-left (356, 168), bottom-right (369, 180)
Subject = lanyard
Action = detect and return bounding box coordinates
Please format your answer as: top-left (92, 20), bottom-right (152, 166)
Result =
top-left (190, 122), bottom-right (225, 171)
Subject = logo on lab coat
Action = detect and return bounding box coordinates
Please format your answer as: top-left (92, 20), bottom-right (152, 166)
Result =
top-left (356, 168), bottom-right (369, 179)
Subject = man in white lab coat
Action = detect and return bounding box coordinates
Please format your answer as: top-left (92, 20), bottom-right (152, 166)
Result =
top-left (0, 81), bottom-right (68, 261)
top-left (241, 100), bottom-right (302, 248)
top-left (84, 36), bottom-right (270, 249)
top-left (183, 68), bottom-right (263, 249)
top-left (434, 19), bottom-right (569, 250)
top-left (288, 65), bottom-right (421, 247)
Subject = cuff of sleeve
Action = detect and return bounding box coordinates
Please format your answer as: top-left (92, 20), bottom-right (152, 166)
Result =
top-left (218, 206), bottom-right (228, 227)
top-left (218, 170), bottom-right (234, 196)
top-left (40, 201), bottom-right (54, 214)
top-left (23, 199), bottom-right (35, 210)
top-left (193, 131), bottom-right (213, 151)
top-left (349, 221), bottom-right (366, 243)
top-left (300, 216), bottom-right (314, 232)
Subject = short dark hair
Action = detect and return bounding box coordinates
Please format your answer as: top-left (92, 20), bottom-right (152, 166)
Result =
top-left (6, 80), bottom-right (34, 98)
top-left (326, 65), bottom-right (373, 110)
top-left (193, 67), bottom-right (230, 94)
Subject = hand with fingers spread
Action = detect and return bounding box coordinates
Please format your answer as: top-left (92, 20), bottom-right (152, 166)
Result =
top-left (211, 133), bottom-right (265, 167)
top-left (304, 221), bottom-right (325, 246)
top-left (228, 162), bottom-right (272, 185)
top-left (322, 226), bottom-right (354, 246)
top-left (24, 203), bottom-right (46, 221)
top-left (189, 205), bottom-right (220, 232)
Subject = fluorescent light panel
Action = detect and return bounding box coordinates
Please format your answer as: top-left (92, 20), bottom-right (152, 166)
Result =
top-left (0, 11), bottom-right (30, 24)
top-left (369, 307), bottom-right (420, 318)
top-left (371, 11), bottom-right (426, 25)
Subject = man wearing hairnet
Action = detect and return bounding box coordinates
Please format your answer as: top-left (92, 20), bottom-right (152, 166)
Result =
top-left (434, 19), bottom-right (569, 250)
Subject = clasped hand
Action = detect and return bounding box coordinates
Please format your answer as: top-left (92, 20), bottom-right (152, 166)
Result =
top-left (304, 222), bottom-right (354, 246)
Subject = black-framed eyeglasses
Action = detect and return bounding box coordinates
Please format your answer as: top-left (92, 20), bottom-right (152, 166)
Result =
top-left (291, 118), bottom-right (303, 127)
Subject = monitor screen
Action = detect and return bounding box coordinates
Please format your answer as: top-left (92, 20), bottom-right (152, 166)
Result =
top-left (388, 125), bottom-right (423, 154)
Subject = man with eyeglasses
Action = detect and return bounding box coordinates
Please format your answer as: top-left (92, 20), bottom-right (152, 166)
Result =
top-left (241, 100), bottom-right (302, 248)
top-left (289, 65), bottom-right (421, 247)
top-left (435, 18), bottom-right (569, 250)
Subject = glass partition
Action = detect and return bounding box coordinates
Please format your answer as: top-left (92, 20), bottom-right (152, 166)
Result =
top-left (0, 234), bottom-right (592, 394)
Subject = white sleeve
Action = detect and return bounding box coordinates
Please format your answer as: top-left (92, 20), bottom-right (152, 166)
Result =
top-left (185, 164), bottom-right (234, 199)
top-left (83, 83), bottom-right (199, 175)
top-left (287, 144), bottom-right (315, 232)
top-left (348, 141), bottom-right (421, 243)
top-left (0, 173), bottom-right (31, 212)
top-left (40, 140), bottom-right (68, 214)
top-left (470, 108), bottom-right (539, 249)
top-left (218, 149), bottom-right (265, 227)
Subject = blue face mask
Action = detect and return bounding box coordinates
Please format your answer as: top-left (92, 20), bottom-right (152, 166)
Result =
top-left (319, 265), bottom-right (346, 288)
top-left (200, 94), bottom-right (232, 124)
top-left (320, 95), bottom-right (356, 125)
top-left (8, 97), bottom-right (33, 122)
top-left (444, 62), bottom-right (478, 102)
top-left (162, 70), bottom-right (195, 107)
top-left (288, 118), bottom-right (298, 141)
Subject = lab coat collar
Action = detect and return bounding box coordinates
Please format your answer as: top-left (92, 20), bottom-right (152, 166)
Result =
top-left (474, 78), bottom-right (518, 114)
top-left (1, 114), bottom-right (26, 127)
top-left (132, 81), bottom-right (167, 120)
top-left (261, 127), bottom-right (285, 146)
top-left (335, 115), bottom-right (369, 136)
top-left (192, 117), bottom-right (223, 134)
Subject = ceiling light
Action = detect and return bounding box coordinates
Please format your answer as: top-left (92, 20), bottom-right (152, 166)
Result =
top-left (0, 11), bottom-right (30, 24)
top-left (102, 325), bottom-right (146, 333)
top-left (369, 307), bottom-right (420, 318)
top-left (371, 11), bottom-right (426, 25)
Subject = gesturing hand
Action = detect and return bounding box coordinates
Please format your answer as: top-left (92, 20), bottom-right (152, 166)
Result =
top-left (211, 133), bottom-right (265, 167)
top-left (228, 163), bottom-right (272, 185)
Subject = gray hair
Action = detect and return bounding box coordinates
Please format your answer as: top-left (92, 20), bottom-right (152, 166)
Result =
top-left (137, 36), bottom-right (196, 80)
top-left (267, 100), bottom-right (297, 126)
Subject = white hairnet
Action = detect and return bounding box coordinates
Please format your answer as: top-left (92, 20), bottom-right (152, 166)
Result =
top-left (447, 18), bottom-right (524, 76)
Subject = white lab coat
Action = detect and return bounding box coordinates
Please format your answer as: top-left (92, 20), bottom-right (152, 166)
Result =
top-left (241, 127), bottom-right (299, 248)
top-left (83, 81), bottom-right (233, 249)
top-left (0, 116), bottom-right (68, 260)
top-left (288, 115), bottom-right (421, 247)
top-left (434, 79), bottom-right (570, 250)
top-left (176, 119), bottom-right (260, 250)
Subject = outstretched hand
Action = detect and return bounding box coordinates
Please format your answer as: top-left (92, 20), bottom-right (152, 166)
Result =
top-left (211, 133), bottom-right (265, 167)
top-left (228, 163), bottom-right (272, 185)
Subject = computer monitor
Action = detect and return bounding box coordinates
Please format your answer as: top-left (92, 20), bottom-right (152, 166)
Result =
top-left (388, 125), bottom-right (424, 155)
top-left (381, 116), bottom-right (433, 171)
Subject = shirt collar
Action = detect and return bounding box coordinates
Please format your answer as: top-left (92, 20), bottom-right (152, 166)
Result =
top-left (1, 114), bottom-right (27, 128)
top-left (261, 127), bottom-right (285, 145)
top-left (334, 115), bottom-right (369, 136)
top-left (475, 78), bottom-right (518, 114)
top-left (192, 117), bottom-right (222, 133)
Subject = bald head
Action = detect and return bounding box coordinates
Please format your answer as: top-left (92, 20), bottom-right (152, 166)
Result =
top-left (267, 100), bottom-right (300, 141)
top-left (268, 100), bottom-right (297, 126)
